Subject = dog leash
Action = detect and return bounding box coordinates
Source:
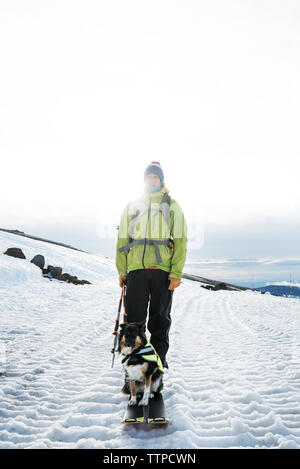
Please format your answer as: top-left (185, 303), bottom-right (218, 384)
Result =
top-left (111, 282), bottom-right (128, 368)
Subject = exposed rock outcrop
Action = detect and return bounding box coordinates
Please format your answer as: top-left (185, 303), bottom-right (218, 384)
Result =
top-left (3, 247), bottom-right (26, 259)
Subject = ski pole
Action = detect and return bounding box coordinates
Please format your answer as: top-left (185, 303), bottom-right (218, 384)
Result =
top-left (111, 283), bottom-right (127, 368)
top-left (122, 283), bottom-right (128, 324)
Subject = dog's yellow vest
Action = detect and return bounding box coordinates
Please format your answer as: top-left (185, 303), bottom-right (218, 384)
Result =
top-left (122, 342), bottom-right (164, 373)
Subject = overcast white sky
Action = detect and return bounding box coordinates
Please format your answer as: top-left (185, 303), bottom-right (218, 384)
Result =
top-left (0, 0), bottom-right (299, 257)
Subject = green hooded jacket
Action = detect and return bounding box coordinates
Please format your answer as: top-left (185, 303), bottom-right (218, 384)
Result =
top-left (115, 185), bottom-right (187, 280)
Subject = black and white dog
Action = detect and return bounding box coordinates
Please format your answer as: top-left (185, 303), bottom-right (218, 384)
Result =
top-left (118, 322), bottom-right (163, 406)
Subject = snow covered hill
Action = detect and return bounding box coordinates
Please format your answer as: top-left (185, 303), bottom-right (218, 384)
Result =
top-left (0, 230), bottom-right (300, 449)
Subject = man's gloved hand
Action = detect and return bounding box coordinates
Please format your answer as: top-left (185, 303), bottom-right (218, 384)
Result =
top-left (168, 277), bottom-right (181, 290)
top-left (119, 275), bottom-right (127, 287)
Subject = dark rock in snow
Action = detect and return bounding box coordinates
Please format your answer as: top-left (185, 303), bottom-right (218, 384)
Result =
top-left (201, 284), bottom-right (215, 291)
top-left (3, 247), bottom-right (26, 259)
top-left (3, 246), bottom-right (91, 286)
top-left (200, 282), bottom-right (237, 292)
top-left (43, 267), bottom-right (91, 285)
top-left (30, 254), bottom-right (45, 270)
top-left (48, 266), bottom-right (63, 279)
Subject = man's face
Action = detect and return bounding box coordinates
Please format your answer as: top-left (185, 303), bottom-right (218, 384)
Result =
top-left (145, 173), bottom-right (161, 186)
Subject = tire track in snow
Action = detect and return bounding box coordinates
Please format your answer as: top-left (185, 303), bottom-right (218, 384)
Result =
top-left (222, 293), bottom-right (300, 437)
top-left (161, 286), bottom-right (300, 448)
top-left (0, 282), bottom-right (126, 448)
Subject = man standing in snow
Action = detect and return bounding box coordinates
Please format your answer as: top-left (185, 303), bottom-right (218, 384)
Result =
top-left (115, 162), bottom-right (187, 369)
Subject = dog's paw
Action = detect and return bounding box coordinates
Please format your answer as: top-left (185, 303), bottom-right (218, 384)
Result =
top-left (149, 393), bottom-right (154, 399)
top-left (138, 396), bottom-right (149, 407)
top-left (128, 396), bottom-right (137, 406)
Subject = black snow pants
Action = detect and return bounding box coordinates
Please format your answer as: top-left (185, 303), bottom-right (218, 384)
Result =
top-left (125, 268), bottom-right (174, 366)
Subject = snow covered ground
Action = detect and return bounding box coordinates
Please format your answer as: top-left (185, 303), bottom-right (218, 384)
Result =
top-left (0, 230), bottom-right (300, 449)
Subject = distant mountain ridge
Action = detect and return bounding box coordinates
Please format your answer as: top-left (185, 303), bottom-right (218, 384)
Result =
top-left (256, 285), bottom-right (300, 298)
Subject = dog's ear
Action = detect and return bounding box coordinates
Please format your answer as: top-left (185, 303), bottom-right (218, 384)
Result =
top-left (138, 321), bottom-right (146, 334)
top-left (121, 322), bottom-right (130, 333)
